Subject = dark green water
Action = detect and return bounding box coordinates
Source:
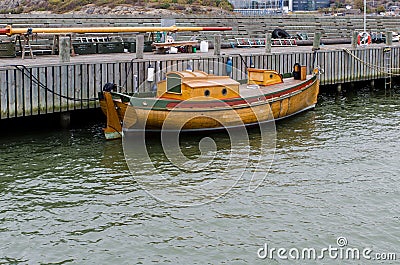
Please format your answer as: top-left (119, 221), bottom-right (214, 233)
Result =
top-left (0, 86), bottom-right (399, 264)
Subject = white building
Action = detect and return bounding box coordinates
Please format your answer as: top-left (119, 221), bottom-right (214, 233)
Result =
top-left (230, 0), bottom-right (292, 13)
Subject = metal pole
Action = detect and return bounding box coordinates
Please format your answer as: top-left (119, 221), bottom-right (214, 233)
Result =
top-left (0, 25), bottom-right (232, 36)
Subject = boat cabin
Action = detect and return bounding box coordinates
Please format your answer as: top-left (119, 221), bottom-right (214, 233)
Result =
top-left (156, 69), bottom-right (287, 101)
top-left (247, 68), bottom-right (284, 86)
top-left (157, 71), bottom-right (240, 100)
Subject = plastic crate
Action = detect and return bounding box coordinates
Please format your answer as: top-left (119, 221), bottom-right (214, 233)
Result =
top-left (0, 42), bottom-right (16, 58)
top-left (144, 41), bottom-right (153, 52)
top-left (72, 43), bottom-right (97, 55)
top-left (97, 42), bottom-right (124, 54)
top-left (124, 42), bottom-right (136, 53)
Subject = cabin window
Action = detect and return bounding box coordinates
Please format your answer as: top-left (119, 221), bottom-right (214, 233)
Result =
top-left (222, 88), bottom-right (227, 96)
top-left (204, 90), bottom-right (210, 97)
top-left (167, 73), bottom-right (182, 93)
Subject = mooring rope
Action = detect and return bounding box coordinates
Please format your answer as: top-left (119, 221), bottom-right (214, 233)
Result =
top-left (13, 65), bottom-right (99, 102)
top-left (342, 48), bottom-right (400, 76)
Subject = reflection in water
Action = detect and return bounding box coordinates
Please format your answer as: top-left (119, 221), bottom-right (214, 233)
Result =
top-left (122, 123), bottom-right (276, 206)
top-left (0, 86), bottom-right (399, 263)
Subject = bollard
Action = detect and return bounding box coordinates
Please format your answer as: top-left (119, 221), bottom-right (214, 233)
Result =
top-left (352, 31), bottom-right (358, 48)
top-left (313, 32), bottom-right (322, 51)
top-left (59, 37), bottom-right (70, 63)
top-left (386, 31), bottom-right (393, 45)
top-left (265, 33), bottom-right (271, 54)
top-left (136, 35), bottom-right (144, 59)
top-left (214, 35), bottom-right (221, 56)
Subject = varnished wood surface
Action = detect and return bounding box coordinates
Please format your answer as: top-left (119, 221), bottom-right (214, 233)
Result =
top-left (239, 76), bottom-right (311, 98)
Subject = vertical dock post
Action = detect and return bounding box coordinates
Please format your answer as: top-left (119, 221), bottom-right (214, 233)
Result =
top-left (136, 35), bottom-right (144, 59)
top-left (337, 84), bottom-right (342, 93)
top-left (370, 80), bottom-right (375, 88)
top-left (265, 33), bottom-right (271, 54)
top-left (214, 35), bottom-right (221, 56)
top-left (352, 31), bottom-right (358, 48)
top-left (313, 32), bottom-right (321, 50)
top-left (59, 36), bottom-right (70, 63)
top-left (386, 31), bottom-right (393, 45)
top-left (60, 112), bottom-right (71, 128)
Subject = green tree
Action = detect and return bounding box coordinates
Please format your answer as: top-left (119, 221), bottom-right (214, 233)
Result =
top-left (376, 5), bottom-right (386, 13)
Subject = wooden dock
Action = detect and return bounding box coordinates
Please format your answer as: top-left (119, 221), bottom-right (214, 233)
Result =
top-left (1, 14), bottom-right (400, 42)
top-left (1, 43), bottom-right (399, 120)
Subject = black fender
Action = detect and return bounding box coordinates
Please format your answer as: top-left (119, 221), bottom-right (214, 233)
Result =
top-left (272, 29), bottom-right (291, 39)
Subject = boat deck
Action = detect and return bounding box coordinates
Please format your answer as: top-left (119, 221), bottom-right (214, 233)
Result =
top-left (239, 75), bottom-right (312, 98)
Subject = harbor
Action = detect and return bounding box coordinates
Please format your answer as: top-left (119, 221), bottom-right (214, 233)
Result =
top-left (0, 12), bottom-right (399, 264)
top-left (1, 14), bottom-right (400, 120)
top-left (1, 42), bottom-right (399, 120)
top-left (1, 84), bottom-right (399, 264)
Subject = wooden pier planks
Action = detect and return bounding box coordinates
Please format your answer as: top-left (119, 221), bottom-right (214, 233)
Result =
top-left (0, 46), bottom-right (399, 119)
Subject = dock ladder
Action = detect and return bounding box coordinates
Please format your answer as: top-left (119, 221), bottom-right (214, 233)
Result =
top-left (383, 47), bottom-right (392, 89)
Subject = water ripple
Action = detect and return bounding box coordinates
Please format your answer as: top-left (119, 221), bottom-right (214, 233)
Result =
top-left (1, 88), bottom-right (400, 263)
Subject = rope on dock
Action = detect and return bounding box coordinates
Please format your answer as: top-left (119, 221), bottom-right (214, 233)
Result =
top-left (343, 48), bottom-right (400, 76)
top-left (13, 65), bottom-right (98, 102)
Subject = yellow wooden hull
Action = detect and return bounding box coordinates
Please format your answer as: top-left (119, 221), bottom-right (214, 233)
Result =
top-left (100, 74), bottom-right (319, 138)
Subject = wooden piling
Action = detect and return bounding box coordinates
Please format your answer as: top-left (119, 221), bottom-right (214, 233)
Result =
top-left (386, 31), bottom-right (393, 46)
top-left (352, 31), bottom-right (358, 48)
top-left (337, 84), bottom-right (342, 93)
top-left (59, 37), bottom-right (70, 63)
top-left (265, 33), bottom-right (271, 54)
top-left (313, 32), bottom-right (322, 50)
top-left (214, 35), bottom-right (221, 56)
top-left (136, 35), bottom-right (144, 59)
top-left (60, 111), bottom-right (71, 128)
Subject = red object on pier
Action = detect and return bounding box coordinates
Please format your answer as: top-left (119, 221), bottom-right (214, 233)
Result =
top-left (0, 28), bottom-right (10, 35)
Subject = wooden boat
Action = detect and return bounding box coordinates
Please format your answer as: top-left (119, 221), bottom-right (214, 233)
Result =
top-left (99, 65), bottom-right (320, 139)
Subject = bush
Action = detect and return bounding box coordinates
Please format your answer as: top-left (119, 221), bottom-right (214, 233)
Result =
top-left (153, 3), bottom-right (170, 9)
top-left (174, 5), bottom-right (185, 10)
top-left (0, 7), bottom-right (24, 14)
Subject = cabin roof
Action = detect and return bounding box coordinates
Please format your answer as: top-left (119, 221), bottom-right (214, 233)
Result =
top-left (168, 70), bottom-right (208, 78)
top-left (167, 70), bottom-right (239, 89)
top-left (184, 78), bottom-right (239, 88)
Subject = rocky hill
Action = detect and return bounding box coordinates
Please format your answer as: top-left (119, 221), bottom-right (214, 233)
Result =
top-left (0, 0), bottom-right (234, 15)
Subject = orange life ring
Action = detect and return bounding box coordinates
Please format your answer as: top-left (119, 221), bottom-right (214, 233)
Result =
top-left (357, 32), bottom-right (371, 46)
